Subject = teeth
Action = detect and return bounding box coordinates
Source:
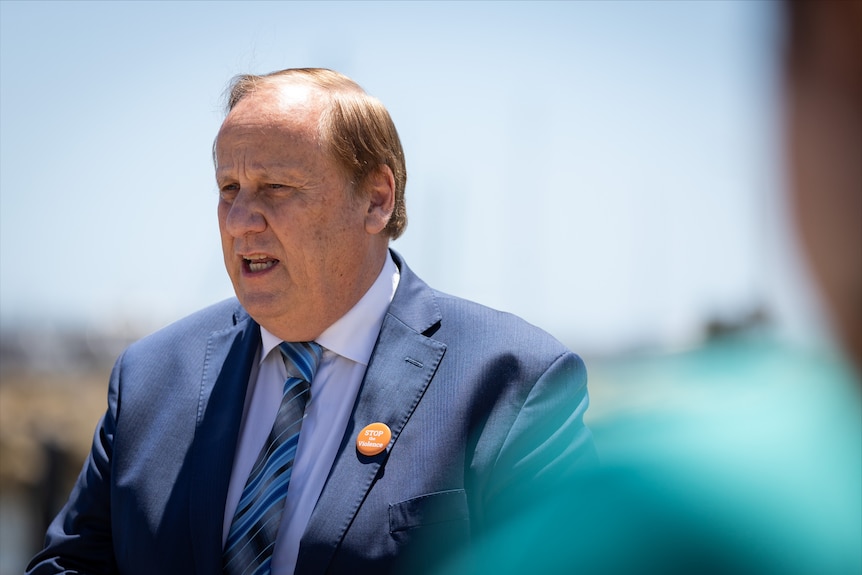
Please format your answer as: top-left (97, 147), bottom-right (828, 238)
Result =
top-left (244, 255), bottom-right (276, 272)
top-left (248, 261), bottom-right (275, 272)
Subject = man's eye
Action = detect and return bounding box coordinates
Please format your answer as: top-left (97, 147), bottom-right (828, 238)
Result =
top-left (219, 184), bottom-right (239, 200)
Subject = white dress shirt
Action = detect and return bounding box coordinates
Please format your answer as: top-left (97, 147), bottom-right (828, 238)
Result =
top-left (221, 253), bottom-right (399, 574)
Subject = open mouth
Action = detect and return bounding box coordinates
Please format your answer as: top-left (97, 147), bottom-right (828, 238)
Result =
top-left (244, 255), bottom-right (278, 273)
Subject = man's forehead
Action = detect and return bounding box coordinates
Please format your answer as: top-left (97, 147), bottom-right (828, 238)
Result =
top-left (216, 85), bottom-right (324, 144)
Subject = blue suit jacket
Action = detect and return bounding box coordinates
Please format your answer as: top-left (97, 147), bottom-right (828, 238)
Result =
top-left (28, 251), bottom-right (595, 574)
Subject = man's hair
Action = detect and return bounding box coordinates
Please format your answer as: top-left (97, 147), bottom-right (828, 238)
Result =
top-left (222, 68), bottom-right (408, 240)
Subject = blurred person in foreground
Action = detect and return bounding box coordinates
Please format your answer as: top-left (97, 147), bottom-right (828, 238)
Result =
top-left (441, 1), bottom-right (861, 573)
top-left (27, 68), bottom-right (595, 574)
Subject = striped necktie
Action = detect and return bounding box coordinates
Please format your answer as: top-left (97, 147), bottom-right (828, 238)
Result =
top-left (223, 341), bottom-right (323, 575)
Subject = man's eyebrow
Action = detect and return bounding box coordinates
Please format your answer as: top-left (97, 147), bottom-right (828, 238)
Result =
top-left (215, 164), bottom-right (312, 183)
top-left (214, 166), bottom-right (233, 181)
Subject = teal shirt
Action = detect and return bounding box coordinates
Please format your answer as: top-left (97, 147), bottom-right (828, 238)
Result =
top-left (441, 336), bottom-right (862, 574)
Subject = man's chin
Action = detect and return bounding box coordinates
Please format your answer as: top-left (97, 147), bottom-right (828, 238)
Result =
top-left (236, 291), bottom-right (286, 321)
top-left (236, 295), bottom-right (311, 339)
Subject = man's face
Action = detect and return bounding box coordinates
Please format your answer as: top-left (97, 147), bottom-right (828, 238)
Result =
top-left (215, 83), bottom-right (383, 341)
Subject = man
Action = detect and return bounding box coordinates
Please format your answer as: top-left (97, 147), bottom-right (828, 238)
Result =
top-left (27, 68), bottom-right (595, 574)
top-left (785, 0), bottom-right (861, 372)
top-left (441, 1), bottom-right (861, 573)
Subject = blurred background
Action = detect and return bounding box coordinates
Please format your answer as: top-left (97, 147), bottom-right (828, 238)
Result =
top-left (0, 0), bottom-right (836, 571)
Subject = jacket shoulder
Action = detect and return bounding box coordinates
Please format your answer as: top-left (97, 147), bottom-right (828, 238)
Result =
top-left (122, 298), bottom-right (250, 361)
top-left (390, 251), bottom-right (572, 360)
top-left (432, 289), bottom-right (570, 356)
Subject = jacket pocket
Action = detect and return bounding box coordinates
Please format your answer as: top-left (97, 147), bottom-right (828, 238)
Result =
top-left (388, 489), bottom-right (469, 533)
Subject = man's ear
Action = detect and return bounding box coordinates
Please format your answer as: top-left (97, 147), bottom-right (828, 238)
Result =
top-left (364, 165), bottom-right (396, 235)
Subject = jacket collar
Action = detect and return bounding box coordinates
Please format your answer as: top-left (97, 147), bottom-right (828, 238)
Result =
top-left (189, 303), bottom-right (260, 574)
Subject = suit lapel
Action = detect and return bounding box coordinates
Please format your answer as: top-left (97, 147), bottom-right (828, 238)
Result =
top-left (189, 308), bottom-right (260, 574)
top-left (296, 252), bottom-right (446, 572)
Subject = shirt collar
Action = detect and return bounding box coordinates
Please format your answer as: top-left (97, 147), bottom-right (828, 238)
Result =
top-left (259, 252), bottom-right (400, 366)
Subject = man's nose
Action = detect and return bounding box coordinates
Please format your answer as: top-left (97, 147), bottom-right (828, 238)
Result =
top-left (224, 188), bottom-right (267, 236)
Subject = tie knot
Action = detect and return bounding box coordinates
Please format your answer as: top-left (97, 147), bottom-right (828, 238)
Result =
top-left (278, 340), bottom-right (323, 383)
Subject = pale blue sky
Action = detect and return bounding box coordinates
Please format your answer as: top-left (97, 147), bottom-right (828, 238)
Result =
top-left (0, 0), bottom-right (822, 355)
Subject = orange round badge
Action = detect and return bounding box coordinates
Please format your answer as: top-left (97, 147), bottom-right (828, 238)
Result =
top-left (356, 422), bottom-right (391, 456)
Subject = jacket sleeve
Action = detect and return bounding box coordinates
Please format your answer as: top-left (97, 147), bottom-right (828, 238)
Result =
top-left (481, 350), bottom-right (597, 526)
top-left (25, 356), bottom-right (123, 575)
